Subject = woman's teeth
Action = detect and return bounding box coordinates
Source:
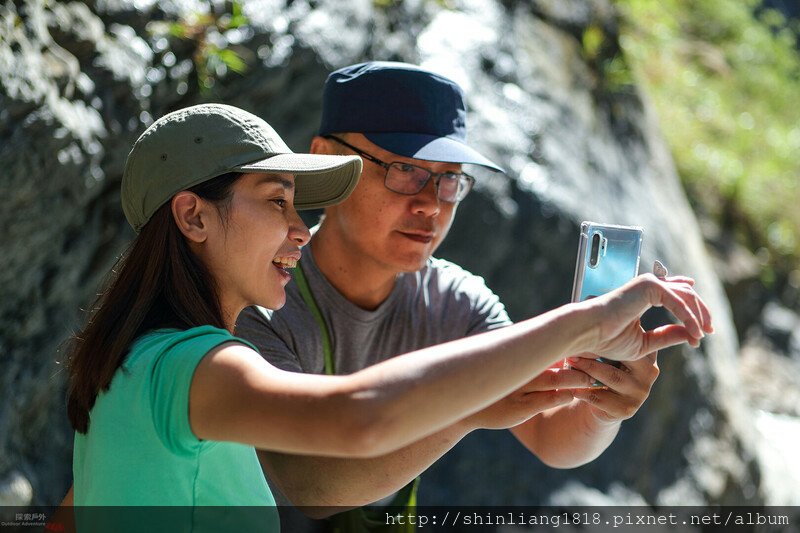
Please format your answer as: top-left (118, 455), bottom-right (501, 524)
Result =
top-left (272, 257), bottom-right (298, 269)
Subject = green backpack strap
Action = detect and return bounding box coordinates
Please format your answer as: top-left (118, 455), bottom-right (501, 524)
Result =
top-left (293, 259), bottom-right (335, 375)
top-left (328, 477), bottom-right (419, 533)
top-left (292, 260), bottom-right (421, 532)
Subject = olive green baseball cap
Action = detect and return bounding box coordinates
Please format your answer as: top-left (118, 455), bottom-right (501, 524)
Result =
top-left (121, 103), bottom-right (363, 232)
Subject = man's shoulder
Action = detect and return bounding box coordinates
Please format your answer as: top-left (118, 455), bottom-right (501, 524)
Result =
top-left (242, 305), bottom-right (273, 321)
top-left (427, 256), bottom-right (467, 271)
top-left (241, 284), bottom-right (307, 321)
top-left (413, 257), bottom-right (510, 332)
top-left (402, 257), bottom-right (502, 311)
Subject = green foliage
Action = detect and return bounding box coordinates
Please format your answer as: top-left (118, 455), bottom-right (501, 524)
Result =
top-left (147, 1), bottom-right (250, 93)
top-left (580, 23), bottom-right (636, 93)
top-left (582, 24), bottom-right (606, 60)
top-left (373, 0), bottom-right (455, 9)
top-left (615, 0), bottom-right (800, 281)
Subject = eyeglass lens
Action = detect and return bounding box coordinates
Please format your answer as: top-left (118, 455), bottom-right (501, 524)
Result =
top-left (386, 163), bottom-right (468, 202)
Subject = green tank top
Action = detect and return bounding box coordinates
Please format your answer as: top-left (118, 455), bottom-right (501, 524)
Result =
top-left (72, 326), bottom-right (279, 532)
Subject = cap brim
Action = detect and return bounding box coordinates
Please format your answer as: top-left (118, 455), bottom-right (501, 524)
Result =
top-left (364, 132), bottom-right (504, 172)
top-left (235, 153), bottom-right (363, 210)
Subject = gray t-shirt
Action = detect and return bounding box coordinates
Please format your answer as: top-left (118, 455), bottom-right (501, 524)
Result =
top-left (236, 245), bottom-right (511, 375)
top-left (235, 245), bottom-right (511, 528)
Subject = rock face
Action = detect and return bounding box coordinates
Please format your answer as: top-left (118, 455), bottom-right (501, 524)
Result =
top-left (1, 0), bottom-right (795, 507)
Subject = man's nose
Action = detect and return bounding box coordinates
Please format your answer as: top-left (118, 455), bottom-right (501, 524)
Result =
top-left (410, 177), bottom-right (441, 217)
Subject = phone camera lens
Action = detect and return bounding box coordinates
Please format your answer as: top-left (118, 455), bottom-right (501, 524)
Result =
top-left (589, 232), bottom-right (601, 268)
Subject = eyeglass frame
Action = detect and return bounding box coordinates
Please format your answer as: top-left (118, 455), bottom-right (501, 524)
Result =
top-left (323, 135), bottom-right (476, 203)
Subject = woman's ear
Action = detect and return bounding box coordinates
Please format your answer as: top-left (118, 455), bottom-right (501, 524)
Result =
top-left (171, 192), bottom-right (209, 243)
top-left (310, 135), bottom-right (335, 155)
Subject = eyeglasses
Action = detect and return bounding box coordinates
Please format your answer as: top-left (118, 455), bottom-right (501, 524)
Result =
top-left (325, 135), bottom-right (475, 203)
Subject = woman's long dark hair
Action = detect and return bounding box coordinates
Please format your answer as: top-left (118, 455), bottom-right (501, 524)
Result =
top-left (67, 172), bottom-right (243, 433)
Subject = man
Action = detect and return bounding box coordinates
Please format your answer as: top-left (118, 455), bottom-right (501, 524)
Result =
top-left (236, 61), bottom-right (660, 527)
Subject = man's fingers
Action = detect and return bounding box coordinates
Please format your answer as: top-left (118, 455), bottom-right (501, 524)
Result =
top-left (572, 388), bottom-right (637, 421)
top-left (523, 367), bottom-right (594, 392)
top-left (476, 388), bottom-right (577, 430)
top-left (518, 390), bottom-right (576, 414)
top-left (566, 357), bottom-right (641, 395)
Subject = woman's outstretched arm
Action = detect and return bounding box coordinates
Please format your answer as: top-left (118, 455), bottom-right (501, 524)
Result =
top-left (188, 274), bottom-right (711, 459)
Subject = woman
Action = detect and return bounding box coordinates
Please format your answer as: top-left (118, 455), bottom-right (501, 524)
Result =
top-left (63, 104), bottom-right (711, 529)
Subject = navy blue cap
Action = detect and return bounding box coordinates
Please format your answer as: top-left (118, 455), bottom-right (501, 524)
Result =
top-left (318, 61), bottom-right (503, 172)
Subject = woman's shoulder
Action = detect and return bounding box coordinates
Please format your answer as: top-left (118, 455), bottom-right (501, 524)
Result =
top-left (125, 325), bottom-right (252, 369)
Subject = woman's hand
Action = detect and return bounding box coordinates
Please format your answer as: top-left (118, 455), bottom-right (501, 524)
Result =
top-left (579, 274), bottom-right (714, 361)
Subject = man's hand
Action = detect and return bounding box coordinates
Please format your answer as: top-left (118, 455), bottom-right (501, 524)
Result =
top-left (567, 352), bottom-right (660, 423)
top-left (466, 362), bottom-right (593, 430)
top-left (510, 353), bottom-right (659, 467)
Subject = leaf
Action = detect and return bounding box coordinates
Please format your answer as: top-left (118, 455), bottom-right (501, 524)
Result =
top-left (228, 15), bottom-right (248, 29)
top-left (582, 25), bottom-right (605, 60)
top-left (168, 22), bottom-right (188, 39)
top-left (217, 48), bottom-right (248, 73)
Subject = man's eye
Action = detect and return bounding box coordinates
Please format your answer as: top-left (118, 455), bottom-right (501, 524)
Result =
top-left (439, 176), bottom-right (458, 191)
top-left (396, 164), bottom-right (416, 173)
top-left (272, 199), bottom-right (287, 208)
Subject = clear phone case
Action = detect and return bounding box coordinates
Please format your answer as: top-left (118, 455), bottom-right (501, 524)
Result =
top-left (568, 222), bottom-right (643, 377)
top-left (571, 222), bottom-right (643, 303)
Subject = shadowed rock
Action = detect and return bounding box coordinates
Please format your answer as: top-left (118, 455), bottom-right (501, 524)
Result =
top-left (1, 0), bottom-right (795, 507)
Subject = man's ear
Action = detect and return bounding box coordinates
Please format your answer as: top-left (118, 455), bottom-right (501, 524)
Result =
top-left (171, 191), bottom-right (209, 243)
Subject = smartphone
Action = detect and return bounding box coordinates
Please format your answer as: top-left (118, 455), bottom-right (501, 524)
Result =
top-left (567, 222), bottom-right (643, 377)
top-left (571, 222), bottom-right (643, 303)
